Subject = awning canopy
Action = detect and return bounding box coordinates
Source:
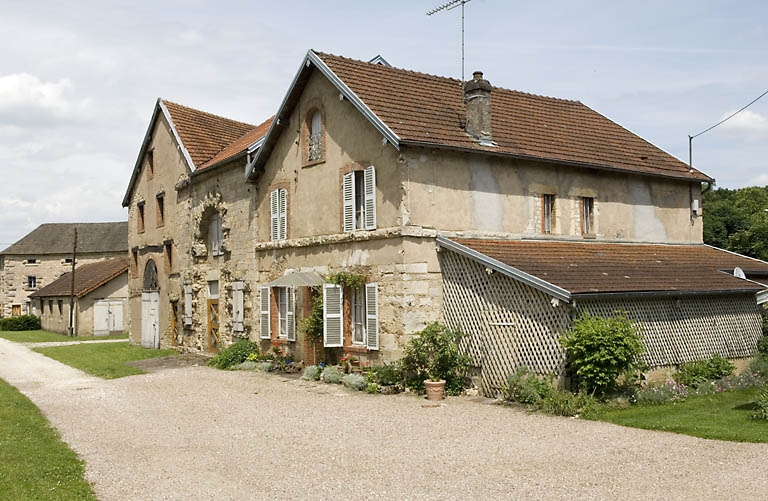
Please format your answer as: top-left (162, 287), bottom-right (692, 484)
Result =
top-left (265, 271), bottom-right (325, 288)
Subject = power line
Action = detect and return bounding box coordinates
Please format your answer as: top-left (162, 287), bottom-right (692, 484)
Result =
top-left (691, 89), bottom-right (768, 139)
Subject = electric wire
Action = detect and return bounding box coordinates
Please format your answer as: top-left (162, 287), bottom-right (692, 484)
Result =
top-left (691, 89), bottom-right (768, 139)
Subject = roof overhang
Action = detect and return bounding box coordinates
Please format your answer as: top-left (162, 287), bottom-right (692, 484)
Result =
top-left (436, 236), bottom-right (572, 303)
top-left (245, 50), bottom-right (401, 182)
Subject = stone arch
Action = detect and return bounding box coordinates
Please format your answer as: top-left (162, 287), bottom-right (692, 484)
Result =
top-left (191, 192), bottom-right (230, 258)
top-left (143, 259), bottom-right (159, 291)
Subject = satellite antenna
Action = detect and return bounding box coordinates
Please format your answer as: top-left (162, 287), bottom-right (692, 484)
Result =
top-left (733, 267), bottom-right (746, 280)
top-left (427, 0), bottom-right (472, 83)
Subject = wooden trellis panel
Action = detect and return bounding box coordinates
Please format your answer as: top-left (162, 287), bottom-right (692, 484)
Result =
top-left (439, 249), bottom-right (571, 397)
top-left (577, 295), bottom-right (763, 368)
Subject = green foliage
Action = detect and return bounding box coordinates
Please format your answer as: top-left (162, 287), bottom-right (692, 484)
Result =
top-left (342, 373), bottom-right (367, 391)
top-left (0, 315), bottom-right (41, 331)
top-left (207, 340), bottom-right (260, 370)
top-left (366, 382), bottom-right (379, 394)
top-left (373, 362), bottom-right (403, 386)
top-left (0, 379), bottom-right (96, 499)
top-left (33, 343), bottom-right (176, 379)
top-left (703, 185), bottom-right (768, 260)
top-left (757, 334), bottom-right (768, 356)
top-left (0, 330), bottom-right (127, 342)
top-left (539, 391), bottom-right (599, 418)
top-left (502, 366), bottom-right (554, 405)
top-left (748, 355), bottom-right (768, 378)
top-left (301, 365), bottom-right (321, 381)
top-left (326, 271), bottom-right (367, 288)
top-left (751, 387), bottom-right (768, 421)
top-left (322, 366), bottom-right (343, 384)
top-left (401, 322), bottom-right (471, 395)
top-left (561, 312), bottom-right (645, 396)
top-left (299, 290), bottom-right (324, 343)
top-left (673, 355), bottom-right (735, 387)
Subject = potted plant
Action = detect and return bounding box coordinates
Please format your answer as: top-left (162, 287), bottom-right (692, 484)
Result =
top-left (401, 323), bottom-right (471, 400)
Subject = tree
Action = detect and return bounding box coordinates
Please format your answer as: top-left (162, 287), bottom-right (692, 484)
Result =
top-left (703, 185), bottom-right (768, 260)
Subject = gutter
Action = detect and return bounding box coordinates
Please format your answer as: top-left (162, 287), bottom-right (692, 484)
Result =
top-left (573, 289), bottom-right (763, 300)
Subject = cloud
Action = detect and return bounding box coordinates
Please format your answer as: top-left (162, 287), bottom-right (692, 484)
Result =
top-left (720, 109), bottom-right (768, 133)
top-left (748, 172), bottom-right (768, 187)
top-left (0, 73), bottom-right (91, 126)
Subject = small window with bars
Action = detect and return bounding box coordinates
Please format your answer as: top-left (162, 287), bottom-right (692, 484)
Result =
top-left (542, 194), bottom-right (555, 234)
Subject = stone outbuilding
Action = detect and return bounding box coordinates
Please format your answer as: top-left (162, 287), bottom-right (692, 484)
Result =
top-left (29, 258), bottom-right (129, 336)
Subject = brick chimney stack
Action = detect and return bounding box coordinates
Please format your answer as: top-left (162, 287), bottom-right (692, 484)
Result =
top-left (463, 71), bottom-right (492, 144)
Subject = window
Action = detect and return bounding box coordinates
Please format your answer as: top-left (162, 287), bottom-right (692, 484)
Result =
top-left (323, 282), bottom-right (379, 350)
top-left (260, 286), bottom-right (294, 341)
top-left (27, 276), bottom-right (36, 289)
top-left (270, 189), bottom-right (287, 241)
top-left (307, 110), bottom-right (323, 162)
top-left (64, 258), bottom-right (73, 264)
top-left (146, 150), bottom-right (154, 178)
top-left (581, 197), bottom-right (595, 235)
top-left (209, 214), bottom-right (223, 256)
top-left (342, 166), bottom-right (376, 232)
top-left (26, 258), bottom-right (38, 265)
top-left (542, 194), bottom-right (555, 234)
top-left (137, 201), bottom-right (145, 233)
top-left (156, 193), bottom-right (165, 227)
top-left (131, 248), bottom-right (139, 278)
top-left (164, 241), bottom-right (173, 272)
top-left (48, 300), bottom-right (53, 313)
top-left (57, 300), bottom-right (63, 314)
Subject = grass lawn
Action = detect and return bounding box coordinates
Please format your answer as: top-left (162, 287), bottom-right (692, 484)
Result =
top-left (34, 343), bottom-right (177, 379)
top-left (594, 387), bottom-right (768, 443)
top-left (0, 329), bottom-right (128, 343)
top-left (0, 378), bottom-right (96, 500)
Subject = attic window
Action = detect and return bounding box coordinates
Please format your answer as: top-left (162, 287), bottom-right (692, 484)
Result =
top-left (137, 201), bottom-right (145, 233)
top-left (26, 258), bottom-right (39, 265)
top-left (147, 150), bottom-right (154, 178)
top-left (156, 193), bottom-right (165, 227)
top-left (542, 194), bottom-right (555, 234)
top-left (308, 110), bottom-right (323, 162)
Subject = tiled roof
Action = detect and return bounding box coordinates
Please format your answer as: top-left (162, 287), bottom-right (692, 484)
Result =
top-left (162, 100), bottom-right (256, 169)
top-left (453, 239), bottom-right (768, 295)
top-left (30, 258), bottom-right (128, 299)
top-left (315, 52), bottom-right (710, 182)
top-left (1, 222), bottom-right (127, 255)
top-left (199, 116), bottom-right (274, 170)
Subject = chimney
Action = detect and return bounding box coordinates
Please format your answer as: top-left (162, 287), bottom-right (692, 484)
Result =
top-left (463, 70), bottom-right (493, 144)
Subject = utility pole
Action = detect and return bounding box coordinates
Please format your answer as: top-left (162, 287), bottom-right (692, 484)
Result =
top-left (68, 227), bottom-right (77, 336)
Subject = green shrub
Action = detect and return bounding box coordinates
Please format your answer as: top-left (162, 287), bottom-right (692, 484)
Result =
top-left (322, 366), bottom-right (342, 384)
top-left (374, 362), bottom-right (403, 386)
top-left (561, 312), bottom-right (645, 396)
top-left (757, 335), bottom-right (768, 356)
top-left (502, 366), bottom-right (554, 404)
top-left (751, 387), bottom-right (768, 421)
top-left (299, 291), bottom-right (324, 343)
top-left (257, 361), bottom-right (275, 372)
top-left (301, 365), bottom-right (321, 381)
top-left (673, 355), bottom-right (735, 387)
top-left (207, 340), bottom-right (260, 370)
top-left (0, 315), bottom-right (41, 331)
top-left (538, 391), bottom-right (598, 418)
top-left (401, 322), bottom-right (471, 395)
top-left (342, 373), bottom-right (367, 391)
top-left (366, 383), bottom-right (379, 394)
top-left (748, 355), bottom-right (768, 378)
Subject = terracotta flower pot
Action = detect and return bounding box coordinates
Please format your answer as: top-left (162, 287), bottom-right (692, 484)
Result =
top-left (424, 379), bottom-right (446, 401)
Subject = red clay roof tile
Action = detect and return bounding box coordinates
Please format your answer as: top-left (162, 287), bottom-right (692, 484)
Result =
top-left (30, 258), bottom-right (128, 299)
top-left (198, 116), bottom-right (274, 170)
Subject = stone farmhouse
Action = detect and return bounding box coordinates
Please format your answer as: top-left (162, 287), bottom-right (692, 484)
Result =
top-left (0, 222), bottom-right (127, 319)
top-left (124, 50), bottom-right (768, 394)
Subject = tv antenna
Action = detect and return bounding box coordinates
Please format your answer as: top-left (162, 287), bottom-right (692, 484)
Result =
top-left (427, 0), bottom-right (472, 83)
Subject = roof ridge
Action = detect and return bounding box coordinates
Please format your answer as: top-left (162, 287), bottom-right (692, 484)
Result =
top-left (161, 99), bottom-right (256, 129)
top-left (313, 51), bottom-right (581, 105)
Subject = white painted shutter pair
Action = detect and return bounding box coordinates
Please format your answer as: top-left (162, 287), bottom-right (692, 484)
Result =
top-left (270, 189), bottom-right (287, 241)
top-left (323, 282), bottom-right (378, 350)
top-left (232, 281), bottom-right (244, 332)
top-left (259, 286), bottom-right (295, 341)
top-left (183, 285), bottom-right (193, 326)
top-left (209, 215), bottom-right (223, 256)
top-left (342, 166), bottom-right (376, 232)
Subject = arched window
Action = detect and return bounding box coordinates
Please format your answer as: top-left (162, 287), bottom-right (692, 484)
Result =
top-left (308, 110), bottom-right (323, 162)
top-left (143, 260), bottom-right (158, 291)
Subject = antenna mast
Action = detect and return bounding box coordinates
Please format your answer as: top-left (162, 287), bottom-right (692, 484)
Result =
top-left (427, 0), bottom-right (472, 82)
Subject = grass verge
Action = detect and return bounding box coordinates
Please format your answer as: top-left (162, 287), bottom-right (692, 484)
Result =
top-left (0, 378), bottom-right (96, 500)
top-left (0, 330), bottom-right (128, 343)
top-left (34, 343), bottom-right (176, 379)
top-left (593, 387), bottom-right (768, 443)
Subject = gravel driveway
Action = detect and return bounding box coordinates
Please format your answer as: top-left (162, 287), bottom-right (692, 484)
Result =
top-left (1, 338), bottom-right (766, 500)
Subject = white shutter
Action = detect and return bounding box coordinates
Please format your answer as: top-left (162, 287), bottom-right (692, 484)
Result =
top-left (270, 190), bottom-right (279, 241)
top-left (278, 189), bottom-right (287, 240)
top-left (365, 282), bottom-right (379, 350)
top-left (323, 283), bottom-right (343, 347)
top-left (364, 165), bottom-right (376, 230)
top-left (286, 287), bottom-right (296, 342)
top-left (209, 215), bottom-right (221, 256)
top-left (260, 286), bottom-right (271, 339)
top-left (183, 285), bottom-right (193, 326)
top-left (232, 281), bottom-right (244, 332)
top-left (342, 172), bottom-right (355, 232)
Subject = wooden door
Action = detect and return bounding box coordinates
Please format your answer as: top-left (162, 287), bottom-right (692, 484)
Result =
top-left (94, 300), bottom-right (110, 336)
top-left (141, 292), bottom-right (160, 348)
top-left (207, 299), bottom-right (219, 353)
top-left (11, 304), bottom-right (21, 316)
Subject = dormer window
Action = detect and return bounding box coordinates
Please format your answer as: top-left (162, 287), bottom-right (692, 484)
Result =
top-left (308, 110), bottom-right (323, 162)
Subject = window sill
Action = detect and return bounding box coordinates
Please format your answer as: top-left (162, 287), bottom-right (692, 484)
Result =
top-left (302, 158), bottom-right (326, 168)
top-left (582, 233), bottom-right (597, 239)
top-left (345, 345), bottom-right (371, 354)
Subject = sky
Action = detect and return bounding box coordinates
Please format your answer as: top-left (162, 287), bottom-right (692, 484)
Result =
top-left (1, 0), bottom-right (767, 248)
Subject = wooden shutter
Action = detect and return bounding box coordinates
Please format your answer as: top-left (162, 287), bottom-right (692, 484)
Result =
top-left (183, 285), bottom-right (193, 326)
top-left (260, 286), bottom-right (271, 339)
top-left (365, 282), bottom-right (379, 350)
top-left (342, 172), bottom-right (355, 232)
top-left (278, 189), bottom-right (287, 240)
top-left (270, 190), bottom-right (279, 241)
top-left (286, 287), bottom-right (296, 342)
top-left (364, 165), bottom-right (376, 230)
top-left (323, 283), bottom-right (343, 347)
top-left (232, 281), bottom-right (244, 332)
